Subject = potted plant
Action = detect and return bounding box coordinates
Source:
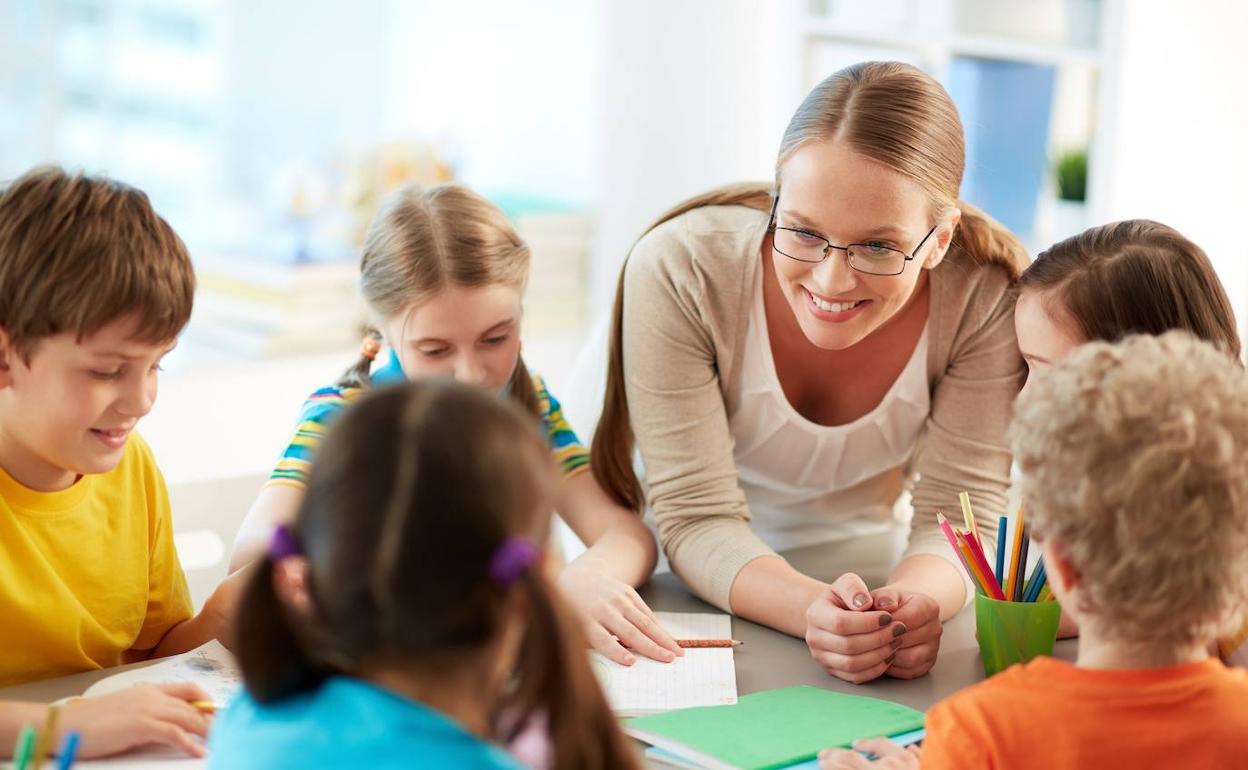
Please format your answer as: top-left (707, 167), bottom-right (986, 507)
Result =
top-left (1053, 148), bottom-right (1088, 238)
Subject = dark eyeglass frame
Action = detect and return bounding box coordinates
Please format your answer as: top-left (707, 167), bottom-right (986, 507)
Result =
top-left (766, 196), bottom-right (939, 277)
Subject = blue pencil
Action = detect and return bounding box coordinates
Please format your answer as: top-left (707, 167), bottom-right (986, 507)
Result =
top-left (1023, 559), bottom-right (1048, 603)
top-left (995, 516), bottom-right (1007, 586)
top-left (57, 732), bottom-right (80, 770)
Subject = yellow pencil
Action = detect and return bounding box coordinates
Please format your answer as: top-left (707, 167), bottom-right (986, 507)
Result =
top-left (956, 539), bottom-right (993, 598)
top-left (31, 703), bottom-right (59, 770)
top-left (959, 491), bottom-right (981, 550)
top-left (191, 700), bottom-right (218, 715)
top-left (1004, 506), bottom-right (1027, 600)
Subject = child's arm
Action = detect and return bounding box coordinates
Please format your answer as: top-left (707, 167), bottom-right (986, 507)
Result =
top-left (125, 565), bottom-right (254, 660)
top-left (554, 471), bottom-right (683, 665)
top-left (0, 683), bottom-right (210, 759)
top-left (228, 484), bottom-right (306, 573)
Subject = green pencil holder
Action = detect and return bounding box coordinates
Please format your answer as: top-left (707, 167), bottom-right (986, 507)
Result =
top-left (974, 594), bottom-right (1061, 677)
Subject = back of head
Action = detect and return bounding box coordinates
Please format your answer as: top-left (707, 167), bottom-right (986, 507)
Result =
top-left (1010, 332), bottom-right (1248, 646)
top-left (0, 166), bottom-right (195, 358)
top-left (235, 379), bottom-right (638, 770)
top-left (1019, 219), bottom-right (1241, 359)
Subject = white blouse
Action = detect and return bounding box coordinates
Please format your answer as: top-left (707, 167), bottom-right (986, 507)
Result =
top-left (726, 277), bottom-right (931, 551)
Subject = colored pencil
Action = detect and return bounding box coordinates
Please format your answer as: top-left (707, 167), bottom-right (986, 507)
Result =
top-left (1012, 524), bottom-right (1032, 602)
top-left (958, 530), bottom-right (1006, 600)
top-left (675, 639), bottom-right (743, 648)
top-left (995, 516), bottom-right (1007, 586)
top-left (956, 538), bottom-right (1000, 599)
top-left (1038, 584), bottom-right (1053, 602)
top-left (959, 492), bottom-right (981, 549)
top-left (191, 700), bottom-right (218, 715)
top-left (56, 732), bottom-right (79, 770)
top-left (937, 512), bottom-right (977, 581)
top-left (1024, 560), bottom-right (1049, 603)
top-left (31, 704), bottom-right (59, 770)
top-left (14, 724), bottom-right (35, 770)
top-left (1004, 507), bottom-right (1027, 600)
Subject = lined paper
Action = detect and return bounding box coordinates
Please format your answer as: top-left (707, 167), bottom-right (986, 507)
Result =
top-left (593, 612), bottom-right (738, 716)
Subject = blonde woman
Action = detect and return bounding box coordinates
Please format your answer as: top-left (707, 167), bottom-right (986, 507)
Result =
top-left (593, 61), bottom-right (1029, 683)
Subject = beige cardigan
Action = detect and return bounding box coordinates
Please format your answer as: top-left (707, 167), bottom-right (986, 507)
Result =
top-left (621, 205), bottom-right (1023, 610)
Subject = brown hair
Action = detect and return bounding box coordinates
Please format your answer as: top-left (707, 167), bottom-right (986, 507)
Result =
top-left (1018, 219), bottom-right (1241, 359)
top-left (594, 61), bottom-right (1030, 510)
top-left (1010, 332), bottom-right (1248, 646)
top-left (0, 166), bottom-right (195, 360)
top-left (235, 380), bottom-right (639, 770)
top-left (339, 182), bottom-right (540, 417)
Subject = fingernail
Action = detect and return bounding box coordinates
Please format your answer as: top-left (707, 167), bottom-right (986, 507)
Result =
top-left (892, 623), bottom-right (907, 637)
top-left (877, 596), bottom-right (894, 609)
top-left (877, 613), bottom-right (893, 627)
top-left (853, 593), bottom-right (869, 608)
top-left (885, 653), bottom-right (896, 665)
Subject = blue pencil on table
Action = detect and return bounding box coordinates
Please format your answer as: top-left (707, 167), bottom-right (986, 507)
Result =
top-left (57, 731), bottom-right (80, 770)
top-left (995, 516), bottom-right (1007, 586)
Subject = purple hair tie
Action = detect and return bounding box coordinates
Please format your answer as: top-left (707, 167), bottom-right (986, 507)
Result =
top-left (489, 536), bottom-right (540, 585)
top-left (268, 524), bottom-right (302, 561)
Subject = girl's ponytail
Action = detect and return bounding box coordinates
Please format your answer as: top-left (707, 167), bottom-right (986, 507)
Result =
top-left (507, 571), bottom-right (641, 770)
top-left (234, 551), bottom-right (329, 703)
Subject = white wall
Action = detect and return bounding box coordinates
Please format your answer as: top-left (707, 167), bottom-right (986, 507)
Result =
top-left (382, 0), bottom-right (603, 207)
top-left (589, 0), bottom-right (806, 309)
top-left (1100, 0), bottom-right (1248, 341)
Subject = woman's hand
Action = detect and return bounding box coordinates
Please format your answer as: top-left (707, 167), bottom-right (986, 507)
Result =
top-left (59, 683), bottom-right (212, 759)
top-left (557, 562), bottom-right (683, 666)
top-left (819, 739), bottom-right (921, 769)
top-left (805, 574), bottom-right (909, 684)
top-left (869, 586), bottom-right (942, 679)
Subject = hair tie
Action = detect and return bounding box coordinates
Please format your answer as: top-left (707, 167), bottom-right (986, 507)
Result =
top-left (359, 336), bottom-right (381, 361)
top-left (269, 524), bottom-right (303, 561)
top-left (489, 536), bottom-right (540, 585)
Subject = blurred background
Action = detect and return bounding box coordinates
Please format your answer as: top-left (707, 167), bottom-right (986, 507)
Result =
top-left (2, 0), bottom-right (1247, 599)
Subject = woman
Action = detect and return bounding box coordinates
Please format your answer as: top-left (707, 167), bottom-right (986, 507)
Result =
top-left (593, 61), bottom-right (1029, 684)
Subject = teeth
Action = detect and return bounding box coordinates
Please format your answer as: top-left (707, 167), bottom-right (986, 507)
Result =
top-left (810, 293), bottom-right (861, 313)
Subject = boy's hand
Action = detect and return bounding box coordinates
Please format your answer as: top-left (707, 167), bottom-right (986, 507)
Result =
top-left (60, 682), bottom-right (212, 759)
top-left (869, 587), bottom-right (942, 679)
top-left (819, 738), bottom-right (921, 769)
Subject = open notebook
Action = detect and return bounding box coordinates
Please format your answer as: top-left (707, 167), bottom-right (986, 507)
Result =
top-left (592, 612), bottom-right (738, 717)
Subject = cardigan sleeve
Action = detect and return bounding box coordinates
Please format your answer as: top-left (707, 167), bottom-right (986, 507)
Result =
top-left (905, 264), bottom-right (1023, 602)
top-left (621, 217), bottom-right (778, 611)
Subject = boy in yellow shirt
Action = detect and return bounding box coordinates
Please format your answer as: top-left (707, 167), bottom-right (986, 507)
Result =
top-left (0, 167), bottom-right (240, 758)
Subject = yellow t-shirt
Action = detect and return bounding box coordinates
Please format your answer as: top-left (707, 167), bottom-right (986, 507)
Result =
top-left (0, 433), bottom-right (192, 686)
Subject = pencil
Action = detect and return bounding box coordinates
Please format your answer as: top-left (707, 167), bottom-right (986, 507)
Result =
top-left (191, 700), bottom-right (218, 715)
top-left (995, 516), bottom-right (1007, 586)
top-left (56, 732), bottom-right (79, 770)
top-left (956, 538), bottom-right (994, 598)
top-left (31, 704), bottom-right (59, 770)
top-left (937, 512), bottom-right (977, 584)
top-left (675, 639), bottom-right (743, 648)
top-left (1004, 507), bottom-right (1027, 601)
top-left (14, 724), bottom-right (35, 770)
top-left (1012, 524), bottom-right (1031, 602)
top-left (959, 492), bottom-right (981, 550)
top-left (1023, 559), bottom-right (1047, 603)
top-left (958, 530), bottom-right (1006, 600)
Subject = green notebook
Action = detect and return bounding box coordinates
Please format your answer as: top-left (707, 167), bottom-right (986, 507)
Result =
top-left (625, 685), bottom-right (925, 770)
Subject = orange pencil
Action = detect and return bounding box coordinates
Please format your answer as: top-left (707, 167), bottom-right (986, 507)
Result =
top-left (676, 639), bottom-right (743, 648)
top-left (961, 530), bottom-right (1006, 600)
top-left (1004, 506), bottom-right (1027, 601)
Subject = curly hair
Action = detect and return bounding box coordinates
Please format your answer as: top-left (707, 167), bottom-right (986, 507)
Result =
top-left (1009, 331), bottom-right (1248, 646)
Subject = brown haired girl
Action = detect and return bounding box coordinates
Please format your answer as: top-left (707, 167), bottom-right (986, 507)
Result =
top-left (209, 380), bottom-right (641, 770)
top-left (592, 61), bottom-right (1030, 683)
top-left (230, 183), bottom-right (680, 667)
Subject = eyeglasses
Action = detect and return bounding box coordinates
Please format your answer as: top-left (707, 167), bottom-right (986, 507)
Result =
top-left (767, 197), bottom-right (938, 277)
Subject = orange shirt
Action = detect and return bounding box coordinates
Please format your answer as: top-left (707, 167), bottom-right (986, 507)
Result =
top-left (921, 657), bottom-right (1248, 770)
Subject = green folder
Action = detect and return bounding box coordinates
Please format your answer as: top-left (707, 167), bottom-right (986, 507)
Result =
top-left (625, 685), bottom-right (925, 770)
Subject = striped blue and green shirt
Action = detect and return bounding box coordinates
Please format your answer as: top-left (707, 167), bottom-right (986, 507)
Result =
top-left (268, 351), bottom-right (590, 488)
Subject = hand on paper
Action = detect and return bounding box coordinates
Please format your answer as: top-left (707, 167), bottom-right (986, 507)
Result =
top-left (818, 738), bottom-right (921, 770)
top-left (869, 586), bottom-right (942, 679)
top-left (805, 573), bottom-right (909, 684)
top-left (557, 562), bottom-right (683, 666)
top-left (60, 682), bottom-right (212, 759)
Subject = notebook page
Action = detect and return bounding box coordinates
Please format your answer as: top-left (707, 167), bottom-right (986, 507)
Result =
top-left (593, 612), bottom-right (738, 716)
